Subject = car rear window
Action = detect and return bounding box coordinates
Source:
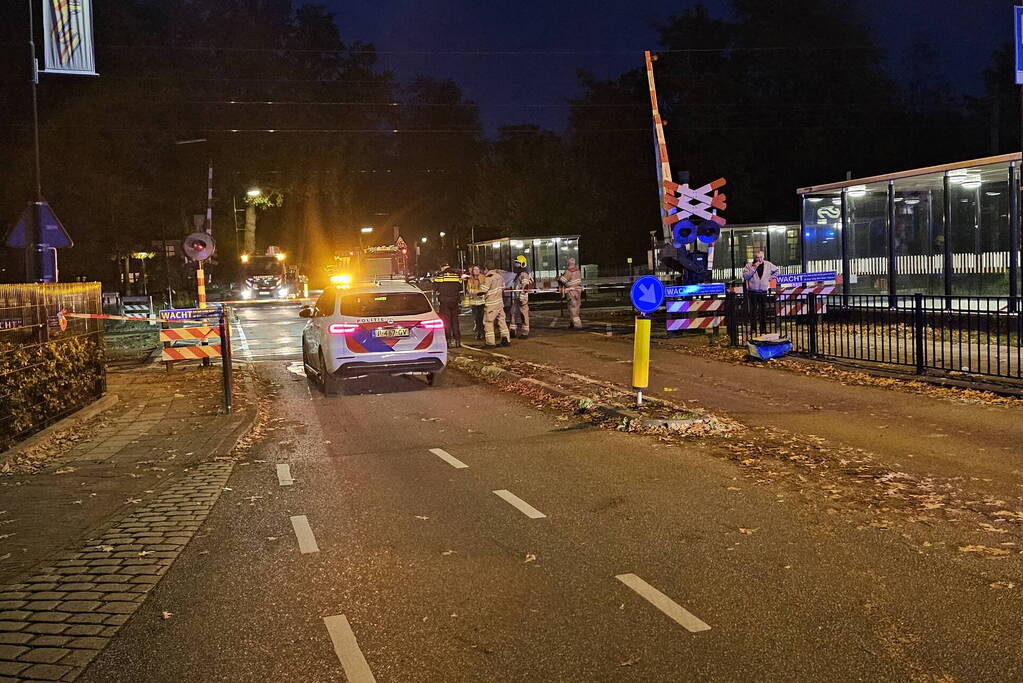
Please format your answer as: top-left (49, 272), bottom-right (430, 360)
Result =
top-left (340, 292), bottom-right (432, 317)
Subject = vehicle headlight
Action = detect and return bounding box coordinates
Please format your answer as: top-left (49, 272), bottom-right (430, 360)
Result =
top-left (277, 287), bottom-right (289, 297)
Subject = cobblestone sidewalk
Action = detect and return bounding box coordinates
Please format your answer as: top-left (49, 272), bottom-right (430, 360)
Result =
top-left (0, 366), bottom-right (257, 680)
top-left (0, 462), bottom-right (234, 681)
top-left (0, 368), bottom-right (252, 585)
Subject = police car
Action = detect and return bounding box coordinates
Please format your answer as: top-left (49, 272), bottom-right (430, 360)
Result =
top-left (300, 278), bottom-right (447, 394)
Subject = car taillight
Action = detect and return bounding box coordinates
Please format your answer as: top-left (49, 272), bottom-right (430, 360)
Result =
top-left (328, 323), bottom-right (359, 335)
top-left (420, 319), bottom-right (444, 329)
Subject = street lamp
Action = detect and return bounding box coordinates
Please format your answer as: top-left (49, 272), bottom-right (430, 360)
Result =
top-left (439, 231), bottom-right (446, 238)
top-left (420, 236), bottom-right (428, 243)
top-left (246, 188), bottom-right (262, 198)
top-left (360, 227), bottom-right (373, 234)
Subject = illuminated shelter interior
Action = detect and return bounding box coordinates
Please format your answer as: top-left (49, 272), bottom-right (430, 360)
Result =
top-left (712, 223), bottom-right (801, 282)
top-left (798, 153), bottom-right (1023, 298)
top-left (466, 236), bottom-right (580, 284)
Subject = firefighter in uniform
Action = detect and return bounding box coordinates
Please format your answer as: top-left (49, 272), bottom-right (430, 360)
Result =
top-left (432, 263), bottom-right (463, 348)
top-left (558, 257), bottom-right (583, 329)
top-left (479, 267), bottom-right (511, 347)
top-left (510, 265), bottom-right (534, 339)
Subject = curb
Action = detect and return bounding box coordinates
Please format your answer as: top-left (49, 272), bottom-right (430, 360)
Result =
top-left (0, 393), bottom-right (120, 465)
top-left (451, 351), bottom-right (644, 428)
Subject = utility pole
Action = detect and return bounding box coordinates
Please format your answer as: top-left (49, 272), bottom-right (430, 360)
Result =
top-left (25, 0), bottom-right (48, 282)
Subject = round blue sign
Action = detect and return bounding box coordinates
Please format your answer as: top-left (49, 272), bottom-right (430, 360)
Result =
top-left (630, 275), bottom-right (665, 315)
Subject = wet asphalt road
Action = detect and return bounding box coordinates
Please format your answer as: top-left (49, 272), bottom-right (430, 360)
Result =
top-left (79, 303), bottom-right (1022, 682)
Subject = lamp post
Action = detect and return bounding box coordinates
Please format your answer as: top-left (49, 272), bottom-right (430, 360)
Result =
top-left (242, 188), bottom-right (261, 255)
top-left (131, 251), bottom-right (155, 295)
top-left (359, 226), bottom-right (373, 251)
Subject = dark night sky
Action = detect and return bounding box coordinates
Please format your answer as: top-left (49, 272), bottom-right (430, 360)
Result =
top-left (327, 0), bottom-right (1008, 133)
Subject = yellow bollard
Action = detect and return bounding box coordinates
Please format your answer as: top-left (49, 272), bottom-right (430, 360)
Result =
top-left (632, 317), bottom-right (651, 406)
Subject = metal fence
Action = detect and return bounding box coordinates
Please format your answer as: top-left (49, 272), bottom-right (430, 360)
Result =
top-left (0, 283), bottom-right (106, 450)
top-left (726, 292), bottom-right (1023, 381)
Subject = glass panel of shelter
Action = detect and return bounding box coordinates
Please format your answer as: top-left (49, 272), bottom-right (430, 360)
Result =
top-left (893, 173), bottom-right (944, 296)
top-left (803, 195), bottom-right (842, 276)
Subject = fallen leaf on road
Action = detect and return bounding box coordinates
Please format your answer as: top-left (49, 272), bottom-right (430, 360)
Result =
top-left (125, 498), bottom-right (142, 504)
top-left (738, 528), bottom-right (759, 535)
top-left (524, 553), bottom-right (537, 563)
top-left (726, 487), bottom-right (741, 492)
top-left (96, 545), bottom-right (114, 552)
top-left (421, 417), bottom-right (440, 422)
top-left (138, 551), bottom-right (151, 557)
top-left (71, 500), bottom-right (82, 505)
top-left (619, 657), bottom-right (640, 667)
top-left (959, 545), bottom-right (1010, 556)
top-left (441, 550), bottom-right (457, 556)
top-left (161, 611), bottom-right (174, 619)
top-left (414, 515), bottom-right (430, 520)
top-left (267, 536), bottom-right (279, 541)
top-left (990, 581), bottom-right (1015, 589)
top-left (54, 467), bottom-right (75, 475)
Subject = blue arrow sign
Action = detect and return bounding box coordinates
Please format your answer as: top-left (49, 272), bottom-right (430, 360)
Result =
top-left (630, 275), bottom-right (665, 315)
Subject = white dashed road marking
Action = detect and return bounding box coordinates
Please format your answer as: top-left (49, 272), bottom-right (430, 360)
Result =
top-left (428, 448), bottom-right (468, 469)
top-left (231, 315), bottom-right (252, 360)
top-left (615, 573), bottom-right (711, 633)
top-left (323, 615), bottom-right (377, 683)
top-left (290, 515), bottom-right (320, 553)
top-left (276, 463), bottom-right (294, 485)
top-left (492, 489), bottom-right (547, 519)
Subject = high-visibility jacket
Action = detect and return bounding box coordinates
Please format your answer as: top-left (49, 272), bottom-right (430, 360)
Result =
top-left (432, 270), bottom-right (463, 304)
top-left (465, 275), bottom-right (486, 306)
top-left (479, 270), bottom-right (506, 307)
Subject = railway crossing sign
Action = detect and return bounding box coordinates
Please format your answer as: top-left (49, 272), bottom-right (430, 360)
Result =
top-left (630, 275), bottom-right (665, 315)
top-left (662, 177), bottom-right (727, 229)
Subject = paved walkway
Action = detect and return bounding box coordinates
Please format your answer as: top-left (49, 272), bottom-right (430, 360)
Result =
top-left (0, 367), bottom-right (254, 680)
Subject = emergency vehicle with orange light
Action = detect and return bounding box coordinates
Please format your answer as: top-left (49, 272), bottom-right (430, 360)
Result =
top-left (299, 277), bottom-right (447, 394)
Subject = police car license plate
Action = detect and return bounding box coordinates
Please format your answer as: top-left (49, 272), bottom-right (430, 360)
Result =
top-left (374, 328), bottom-right (410, 338)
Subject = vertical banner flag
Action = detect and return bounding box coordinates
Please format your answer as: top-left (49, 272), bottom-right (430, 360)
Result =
top-left (1016, 5), bottom-right (1023, 85)
top-left (41, 0), bottom-right (97, 75)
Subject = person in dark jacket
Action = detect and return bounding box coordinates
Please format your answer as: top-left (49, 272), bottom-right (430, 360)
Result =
top-left (432, 263), bottom-right (463, 348)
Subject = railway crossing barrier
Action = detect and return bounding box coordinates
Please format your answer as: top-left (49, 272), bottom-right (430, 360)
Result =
top-left (665, 283), bottom-right (727, 333)
top-left (774, 271), bottom-right (837, 317)
top-left (121, 295), bottom-right (155, 324)
top-left (158, 306), bottom-right (234, 413)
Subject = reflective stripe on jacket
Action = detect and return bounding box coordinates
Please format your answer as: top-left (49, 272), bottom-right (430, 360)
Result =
top-left (432, 271), bottom-right (463, 304)
top-left (479, 271), bottom-right (506, 307)
top-left (558, 267), bottom-right (582, 291)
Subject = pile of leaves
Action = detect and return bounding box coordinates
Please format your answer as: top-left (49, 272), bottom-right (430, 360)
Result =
top-left (451, 353), bottom-right (742, 438)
